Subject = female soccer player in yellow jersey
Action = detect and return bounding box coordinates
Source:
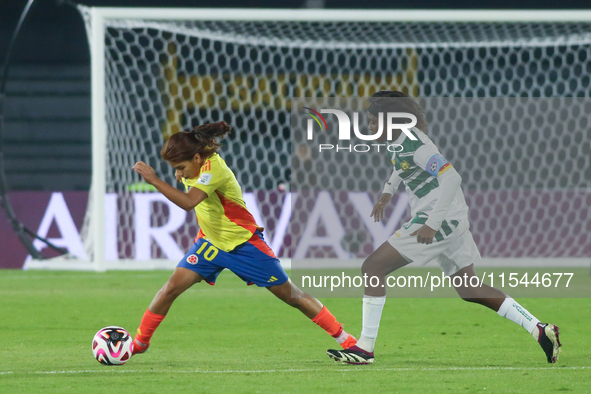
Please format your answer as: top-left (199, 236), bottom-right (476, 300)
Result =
top-left (131, 121), bottom-right (357, 357)
top-left (327, 91), bottom-right (561, 365)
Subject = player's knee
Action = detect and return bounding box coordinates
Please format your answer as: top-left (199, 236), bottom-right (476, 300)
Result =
top-left (361, 258), bottom-right (375, 276)
top-left (160, 280), bottom-right (185, 300)
top-left (460, 296), bottom-right (480, 303)
top-left (457, 287), bottom-right (484, 303)
top-left (362, 257), bottom-right (385, 278)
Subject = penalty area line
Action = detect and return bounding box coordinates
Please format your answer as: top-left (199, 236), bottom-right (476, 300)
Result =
top-left (1, 366), bottom-right (589, 375)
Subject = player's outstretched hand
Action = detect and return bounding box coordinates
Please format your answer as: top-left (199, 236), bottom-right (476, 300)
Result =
top-left (410, 225), bottom-right (436, 244)
top-left (370, 193), bottom-right (392, 222)
top-left (133, 161), bottom-right (159, 185)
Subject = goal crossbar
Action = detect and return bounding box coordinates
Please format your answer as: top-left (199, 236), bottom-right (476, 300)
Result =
top-left (89, 8), bottom-right (591, 22)
top-left (25, 6), bottom-right (590, 271)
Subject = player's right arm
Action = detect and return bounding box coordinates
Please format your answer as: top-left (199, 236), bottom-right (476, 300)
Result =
top-left (133, 161), bottom-right (207, 211)
top-left (370, 169), bottom-right (402, 222)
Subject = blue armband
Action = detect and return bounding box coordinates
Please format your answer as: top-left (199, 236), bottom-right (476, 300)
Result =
top-left (425, 154), bottom-right (451, 177)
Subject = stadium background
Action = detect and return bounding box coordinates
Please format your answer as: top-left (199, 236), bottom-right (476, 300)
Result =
top-left (1, 4), bottom-right (589, 393)
top-left (1, 0), bottom-right (589, 191)
top-left (0, 0), bottom-right (590, 268)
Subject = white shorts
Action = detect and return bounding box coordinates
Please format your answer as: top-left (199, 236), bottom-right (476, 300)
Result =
top-left (387, 213), bottom-right (481, 277)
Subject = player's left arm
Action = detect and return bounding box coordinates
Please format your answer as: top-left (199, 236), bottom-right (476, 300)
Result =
top-left (410, 146), bottom-right (462, 244)
top-left (133, 161), bottom-right (207, 211)
top-left (371, 169), bottom-right (402, 222)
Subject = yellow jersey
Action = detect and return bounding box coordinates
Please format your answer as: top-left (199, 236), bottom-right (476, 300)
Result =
top-left (182, 153), bottom-right (262, 252)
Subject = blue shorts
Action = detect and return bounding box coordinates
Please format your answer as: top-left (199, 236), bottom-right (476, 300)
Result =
top-left (177, 231), bottom-right (289, 287)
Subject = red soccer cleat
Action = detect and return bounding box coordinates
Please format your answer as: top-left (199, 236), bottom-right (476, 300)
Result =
top-left (132, 339), bottom-right (150, 355)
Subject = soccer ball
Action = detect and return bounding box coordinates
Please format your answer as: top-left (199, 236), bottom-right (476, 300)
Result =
top-left (92, 326), bottom-right (134, 365)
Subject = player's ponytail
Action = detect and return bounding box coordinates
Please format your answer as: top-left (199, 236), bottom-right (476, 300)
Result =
top-left (161, 121), bottom-right (232, 163)
top-left (368, 91), bottom-right (428, 132)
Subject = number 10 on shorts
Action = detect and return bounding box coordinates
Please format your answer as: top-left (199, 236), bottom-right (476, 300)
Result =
top-left (196, 242), bottom-right (219, 261)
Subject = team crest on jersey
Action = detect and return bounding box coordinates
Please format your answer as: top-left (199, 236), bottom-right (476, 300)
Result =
top-left (197, 173), bottom-right (212, 185)
top-left (186, 254), bottom-right (199, 265)
top-left (400, 161), bottom-right (410, 171)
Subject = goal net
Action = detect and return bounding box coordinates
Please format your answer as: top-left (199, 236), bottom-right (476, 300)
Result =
top-left (26, 8), bottom-right (590, 270)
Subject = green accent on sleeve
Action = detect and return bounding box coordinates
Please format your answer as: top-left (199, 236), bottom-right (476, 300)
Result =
top-left (450, 220), bottom-right (459, 227)
top-left (440, 220), bottom-right (453, 236)
top-left (127, 182), bottom-right (158, 192)
top-left (412, 216), bottom-right (428, 226)
top-left (404, 212), bottom-right (428, 230)
top-left (404, 214), bottom-right (428, 230)
top-left (435, 231), bottom-right (444, 242)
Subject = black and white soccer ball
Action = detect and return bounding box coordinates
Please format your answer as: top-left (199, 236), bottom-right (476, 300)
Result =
top-left (92, 326), bottom-right (134, 365)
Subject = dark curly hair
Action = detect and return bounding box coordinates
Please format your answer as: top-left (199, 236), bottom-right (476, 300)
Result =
top-left (161, 121), bottom-right (232, 163)
top-left (368, 90), bottom-right (428, 132)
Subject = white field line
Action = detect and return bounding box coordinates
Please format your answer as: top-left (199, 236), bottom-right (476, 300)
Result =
top-left (1, 366), bottom-right (589, 375)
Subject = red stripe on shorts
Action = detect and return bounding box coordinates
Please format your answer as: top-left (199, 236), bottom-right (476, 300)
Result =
top-left (248, 232), bottom-right (277, 258)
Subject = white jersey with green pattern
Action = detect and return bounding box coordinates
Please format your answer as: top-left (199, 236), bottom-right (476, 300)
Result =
top-left (386, 127), bottom-right (469, 226)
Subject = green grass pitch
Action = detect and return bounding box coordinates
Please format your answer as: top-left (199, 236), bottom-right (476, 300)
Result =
top-left (1, 270), bottom-right (590, 393)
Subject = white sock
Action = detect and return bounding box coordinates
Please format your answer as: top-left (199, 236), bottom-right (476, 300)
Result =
top-left (356, 296), bottom-right (386, 353)
top-left (497, 297), bottom-right (540, 339)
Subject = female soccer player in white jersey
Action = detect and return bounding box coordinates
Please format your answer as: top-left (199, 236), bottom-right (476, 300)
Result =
top-left (131, 121), bottom-right (357, 357)
top-left (327, 91), bottom-right (561, 365)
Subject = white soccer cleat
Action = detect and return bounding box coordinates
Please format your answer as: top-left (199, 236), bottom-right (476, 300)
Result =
top-left (536, 323), bottom-right (561, 363)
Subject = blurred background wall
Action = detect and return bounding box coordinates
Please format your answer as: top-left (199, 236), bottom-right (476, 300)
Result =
top-left (0, 0), bottom-right (588, 191)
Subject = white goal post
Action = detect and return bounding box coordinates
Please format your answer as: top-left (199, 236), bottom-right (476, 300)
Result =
top-left (25, 7), bottom-right (591, 271)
